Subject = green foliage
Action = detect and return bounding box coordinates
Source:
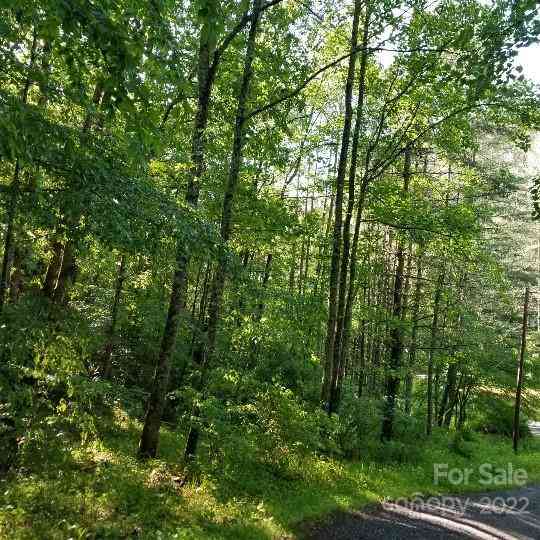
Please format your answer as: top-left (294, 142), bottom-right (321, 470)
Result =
top-left (472, 395), bottom-right (531, 438)
top-left (335, 394), bottom-right (381, 458)
top-left (0, 0), bottom-right (539, 537)
top-left (2, 409), bottom-right (540, 539)
top-left (449, 430), bottom-right (474, 458)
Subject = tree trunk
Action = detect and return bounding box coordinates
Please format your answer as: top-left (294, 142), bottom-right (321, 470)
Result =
top-left (357, 282), bottom-right (368, 398)
top-left (513, 287), bottom-right (529, 453)
top-left (0, 32), bottom-right (37, 315)
top-left (314, 191), bottom-right (334, 296)
top-left (437, 362), bottom-right (457, 427)
top-left (438, 275), bottom-right (465, 426)
top-left (381, 146), bottom-right (412, 441)
top-left (184, 0), bottom-right (263, 461)
top-left (52, 241), bottom-right (77, 305)
top-left (138, 8), bottom-right (218, 459)
top-left (47, 84), bottom-right (105, 306)
top-left (42, 241), bottom-right (64, 298)
top-left (328, 4), bottom-right (371, 413)
top-left (102, 254), bottom-right (127, 379)
top-left (404, 249), bottom-right (423, 415)
top-left (138, 257), bottom-right (190, 458)
top-left (321, 0), bottom-right (362, 408)
top-left (433, 294), bottom-right (451, 419)
top-left (457, 382), bottom-right (472, 430)
top-left (427, 267), bottom-right (445, 436)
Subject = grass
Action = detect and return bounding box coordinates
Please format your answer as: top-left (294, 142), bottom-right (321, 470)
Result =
top-left (1, 409), bottom-right (540, 540)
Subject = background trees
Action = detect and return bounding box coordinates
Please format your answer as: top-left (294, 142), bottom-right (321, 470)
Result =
top-left (1, 0), bottom-right (540, 535)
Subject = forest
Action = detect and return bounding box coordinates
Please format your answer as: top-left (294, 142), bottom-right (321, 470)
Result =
top-left (1, 0), bottom-right (540, 539)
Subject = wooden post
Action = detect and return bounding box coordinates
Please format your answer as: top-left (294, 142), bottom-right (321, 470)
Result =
top-left (513, 287), bottom-right (529, 454)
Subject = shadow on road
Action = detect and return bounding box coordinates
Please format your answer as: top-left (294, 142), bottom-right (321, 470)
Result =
top-left (304, 486), bottom-right (540, 539)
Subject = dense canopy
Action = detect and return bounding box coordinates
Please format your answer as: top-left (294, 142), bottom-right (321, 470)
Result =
top-left (1, 0), bottom-right (540, 538)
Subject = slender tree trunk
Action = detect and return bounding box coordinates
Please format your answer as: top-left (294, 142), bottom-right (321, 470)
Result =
top-left (322, 0), bottom-right (362, 408)
top-left (433, 294), bottom-right (451, 418)
top-left (254, 253), bottom-right (272, 321)
top-left (369, 239), bottom-right (387, 395)
top-left (52, 242), bottom-right (77, 305)
top-left (139, 260), bottom-right (190, 458)
top-left (328, 4), bottom-right (371, 413)
top-left (404, 250), bottom-right (423, 414)
top-left (513, 287), bottom-right (529, 453)
top-left (47, 84), bottom-right (104, 306)
top-left (299, 195), bottom-right (308, 296)
top-left (397, 244), bottom-right (413, 398)
top-left (190, 261), bottom-right (204, 319)
top-left (357, 281), bottom-right (368, 398)
top-left (42, 242), bottom-right (64, 298)
top-left (314, 191), bottom-right (334, 296)
top-left (0, 32), bottom-right (37, 315)
top-left (102, 254), bottom-right (127, 379)
top-left (438, 362), bottom-right (457, 427)
top-left (235, 250), bottom-right (251, 326)
top-left (381, 146), bottom-right (412, 441)
top-left (457, 382), bottom-right (472, 430)
top-left (444, 372), bottom-right (464, 428)
top-left (189, 261), bottom-right (210, 361)
top-left (427, 267), bottom-right (445, 436)
top-left (138, 9), bottom-right (218, 459)
top-left (6, 42), bottom-right (52, 306)
top-left (340, 170), bottom-right (371, 391)
top-left (438, 275), bottom-right (465, 426)
top-left (302, 196), bottom-right (312, 294)
top-left (140, 0), bottom-right (286, 456)
top-left (184, 0), bottom-right (263, 461)
top-left (0, 162), bottom-right (22, 316)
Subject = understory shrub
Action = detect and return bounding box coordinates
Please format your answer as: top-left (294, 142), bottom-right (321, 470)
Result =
top-left (472, 397), bottom-right (530, 438)
top-left (336, 393), bottom-right (381, 458)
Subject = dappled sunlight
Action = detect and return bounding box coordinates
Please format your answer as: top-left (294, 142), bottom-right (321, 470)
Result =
top-left (2, 1), bottom-right (540, 539)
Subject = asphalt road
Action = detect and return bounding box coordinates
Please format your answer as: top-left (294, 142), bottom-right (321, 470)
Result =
top-left (528, 421), bottom-right (540, 437)
top-left (303, 424), bottom-right (540, 539)
top-left (304, 485), bottom-right (540, 539)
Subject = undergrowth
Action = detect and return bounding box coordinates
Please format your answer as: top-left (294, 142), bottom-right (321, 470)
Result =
top-left (1, 407), bottom-right (539, 540)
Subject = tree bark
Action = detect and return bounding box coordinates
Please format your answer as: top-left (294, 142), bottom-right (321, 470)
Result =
top-left (0, 31), bottom-right (37, 315)
top-left (438, 362), bottom-right (457, 427)
top-left (381, 146), bottom-right (412, 441)
top-left (314, 191), bottom-right (334, 296)
top-left (404, 248), bottom-right (423, 415)
top-left (52, 241), bottom-right (77, 305)
top-left (42, 241), bottom-right (64, 298)
top-left (138, 7), bottom-right (218, 459)
top-left (139, 0), bottom-right (288, 459)
top-left (328, 3), bottom-right (371, 413)
top-left (513, 287), bottom-right (529, 453)
top-left (184, 0), bottom-right (263, 461)
top-left (47, 84), bottom-right (104, 306)
top-left (438, 275), bottom-right (465, 426)
top-left (102, 254), bottom-right (127, 379)
top-left (427, 267), bottom-right (445, 436)
top-left (321, 0), bottom-right (362, 408)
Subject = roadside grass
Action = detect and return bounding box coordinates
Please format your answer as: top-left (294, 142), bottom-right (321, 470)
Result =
top-left (1, 410), bottom-right (540, 540)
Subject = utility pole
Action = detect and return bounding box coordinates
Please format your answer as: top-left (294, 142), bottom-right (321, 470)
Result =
top-left (513, 287), bottom-right (529, 454)
top-left (536, 236), bottom-right (540, 332)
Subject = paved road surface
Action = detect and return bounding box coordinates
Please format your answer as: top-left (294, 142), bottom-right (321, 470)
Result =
top-left (304, 485), bottom-right (540, 539)
top-left (528, 421), bottom-right (540, 437)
